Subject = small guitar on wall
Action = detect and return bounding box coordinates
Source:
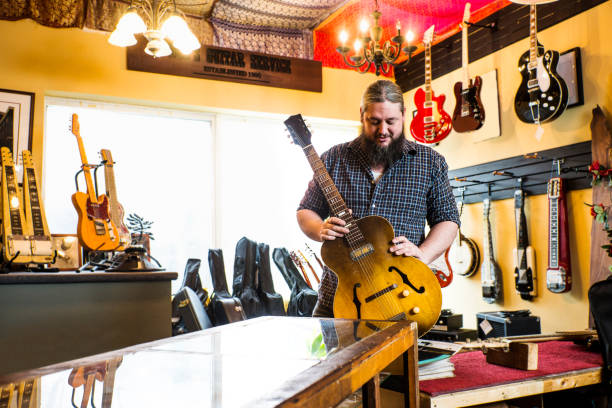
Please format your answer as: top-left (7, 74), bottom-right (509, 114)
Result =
top-left (514, 4), bottom-right (568, 124)
top-left (513, 185), bottom-right (536, 300)
top-left (546, 177), bottom-right (571, 293)
top-left (447, 196), bottom-right (480, 278)
top-left (410, 25), bottom-right (452, 144)
top-left (482, 197), bottom-right (502, 303)
top-left (452, 3), bottom-right (485, 133)
top-left (100, 149), bottom-right (131, 248)
top-left (70, 114), bottom-right (123, 252)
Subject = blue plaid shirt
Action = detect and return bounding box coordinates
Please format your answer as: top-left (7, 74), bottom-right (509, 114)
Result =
top-left (298, 137), bottom-right (460, 311)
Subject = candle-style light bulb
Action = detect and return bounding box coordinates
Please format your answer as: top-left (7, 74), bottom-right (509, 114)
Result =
top-left (339, 30), bottom-right (348, 45)
top-left (396, 20), bottom-right (401, 33)
top-left (406, 30), bottom-right (415, 42)
top-left (354, 39), bottom-right (362, 52)
top-left (359, 18), bottom-right (369, 34)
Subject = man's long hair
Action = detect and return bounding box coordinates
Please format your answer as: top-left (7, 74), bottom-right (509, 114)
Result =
top-left (361, 80), bottom-right (405, 113)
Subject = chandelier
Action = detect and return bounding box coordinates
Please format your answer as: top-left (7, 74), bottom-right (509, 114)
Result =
top-left (336, 1), bottom-right (416, 76)
top-left (108, 0), bottom-right (200, 58)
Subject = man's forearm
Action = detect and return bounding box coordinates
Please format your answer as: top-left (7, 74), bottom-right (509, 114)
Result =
top-left (418, 221), bottom-right (459, 264)
top-left (297, 209), bottom-right (325, 242)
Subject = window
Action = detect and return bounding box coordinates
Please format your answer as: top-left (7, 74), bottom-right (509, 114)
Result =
top-left (44, 98), bottom-right (358, 294)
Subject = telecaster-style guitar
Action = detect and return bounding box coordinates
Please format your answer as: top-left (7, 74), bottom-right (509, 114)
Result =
top-left (70, 114), bottom-right (123, 252)
top-left (1, 147), bottom-right (32, 263)
top-left (286, 114), bottom-right (442, 336)
top-left (452, 3), bottom-right (485, 133)
top-left (481, 198), bottom-right (502, 303)
top-left (514, 4), bottom-right (568, 124)
top-left (410, 25), bottom-right (452, 144)
top-left (22, 150), bottom-right (55, 263)
top-left (447, 198), bottom-right (480, 277)
top-left (100, 149), bottom-right (131, 248)
top-left (546, 177), bottom-right (571, 293)
top-left (513, 186), bottom-right (536, 300)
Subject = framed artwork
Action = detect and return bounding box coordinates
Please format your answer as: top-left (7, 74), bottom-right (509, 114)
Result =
top-left (0, 88), bottom-right (34, 172)
top-left (51, 234), bottom-right (82, 270)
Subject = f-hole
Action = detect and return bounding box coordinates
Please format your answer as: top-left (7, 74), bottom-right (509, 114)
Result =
top-left (388, 266), bottom-right (425, 293)
top-left (352, 283), bottom-right (362, 319)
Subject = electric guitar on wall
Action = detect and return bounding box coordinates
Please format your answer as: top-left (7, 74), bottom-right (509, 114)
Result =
top-left (410, 25), bottom-right (452, 144)
top-left (513, 186), bottom-right (536, 300)
top-left (514, 4), bottom-right (568, 124)
top-left (452, 3), bottom-right (485, 133)
top-left (1, 146), bottom-right (32, 263)
top-left (546, 177), bottom-right (571, 293)
top-left (285, 114), bottom-right (442, 336)
top-left (100, 149), bottom-right (131, 248)
top-left (22, 150), bottom-right (55, 264)
top-left (70, 114), bottom-right (123, 252)
top-left (481, 198), bottom-right (502, 303)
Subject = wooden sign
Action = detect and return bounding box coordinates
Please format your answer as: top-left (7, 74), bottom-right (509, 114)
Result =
top-left (127, 38), bottom-right (322, 92)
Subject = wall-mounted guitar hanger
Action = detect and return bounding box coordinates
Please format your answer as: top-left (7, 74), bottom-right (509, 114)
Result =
top-left (448, 141), bottom-right (592, 204)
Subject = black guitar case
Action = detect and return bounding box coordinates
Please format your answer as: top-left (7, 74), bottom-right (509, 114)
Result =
top-left (179, 258), bottom-right (209, 306)
top-left (272, 247), bottom-right (317, 317)
top-left (588, 275), bottom-right (612, 406)
top-left (257, 242), bottom-right (286, 316)
top-left (233, 237), bottom-right (266, 318)
top-left (172, 286), bottom-right (213, 335)
top-left (208, 249), bottom-right (247, 326)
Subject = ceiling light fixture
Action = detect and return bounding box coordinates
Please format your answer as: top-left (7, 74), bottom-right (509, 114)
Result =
top-left (108, 0), bottom-right (200, 58)
top-left (336, 0), bottom-right (416, 76)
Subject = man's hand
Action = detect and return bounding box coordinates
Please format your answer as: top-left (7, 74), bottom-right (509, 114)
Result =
top-left (390, 236), bottom-right (425, 259)
top-left (320, 216), bottom-right (350, 241)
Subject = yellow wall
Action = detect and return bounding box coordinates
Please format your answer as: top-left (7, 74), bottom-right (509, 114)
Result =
top-left (2, 2), bottom-right (611, 333)
top-left (401, 2), bottom-right (612, 332)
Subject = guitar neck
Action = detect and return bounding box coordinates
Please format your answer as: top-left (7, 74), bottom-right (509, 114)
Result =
top-left (549, 198), bottom-right (559, 268)
top-left (529, 5), bottom-right (538, 66)
top-left (515, 191), bottom-right (529, 251)
top-left (104, 163), bottom-right (121, 216)
top-left (461, 23), bottom-right (469, 87)
top-left (23, 152), bottom-right (51, 238)
top-left (75, 134), bottom-right (98, 202)
top-left (425, 42), bottom-right (432, 102)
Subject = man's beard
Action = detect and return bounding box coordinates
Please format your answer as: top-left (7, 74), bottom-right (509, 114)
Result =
top-left (358, 128), bottom-right (405, 168)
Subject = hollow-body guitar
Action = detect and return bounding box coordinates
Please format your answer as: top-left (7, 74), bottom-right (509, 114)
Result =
top-left (285, 114), bottom-right (441, 336)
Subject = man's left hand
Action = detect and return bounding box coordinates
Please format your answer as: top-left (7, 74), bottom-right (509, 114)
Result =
top-left (389, 236), bottom-right (424, 259)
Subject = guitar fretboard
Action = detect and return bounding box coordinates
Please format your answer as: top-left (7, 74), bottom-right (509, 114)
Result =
top-left (26, 167), bottom-right (45, 236)
top-left (424, 42), bottom-right (432, 102)
top-left (482, 200), bottom-right (494, 281)
top-left (529, 5), bottom-right (538, 67)
top-left (303, 144), bottom-right (367, 250)
top-left (5, 166), bottom-right (23, 235)
top-left (549, 198), bottom-right (559, 268)
top-left (461, 22), bottom-right (469, 88)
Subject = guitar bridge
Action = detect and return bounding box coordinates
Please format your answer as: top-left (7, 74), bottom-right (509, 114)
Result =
top-left (350, 243), bottom-right (374, 261)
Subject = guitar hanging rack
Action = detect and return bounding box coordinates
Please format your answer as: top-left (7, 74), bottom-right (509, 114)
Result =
top-left (463, 20), bottom-right (497, 31)
top-left (448, 141), bottom-right (592, 204)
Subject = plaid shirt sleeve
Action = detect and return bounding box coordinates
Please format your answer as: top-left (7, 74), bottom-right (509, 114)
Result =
top-left (426, 152), bottom-right (461, 227)
top-left (297, 149), bottom-right (332, 220)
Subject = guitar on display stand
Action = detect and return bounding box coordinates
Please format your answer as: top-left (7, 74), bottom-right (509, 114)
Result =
top-left (452, 3), bottom-right (485, 133)
top-left (100, 149), bottom-right (131, 248)
top-left (410, 25), bottom-right (452, 144)
top-left (447, 189), bottom-right (481, 278)
top-left (70, 114), bottom-right (124, 253)
top-left (514, 180), bottom-right (536, 300)
top-left (546, 175), bottom-right (571, 293)
top-left (285, 114), bottom-right (442, 337)
top-left (514, 4), bottom-right (568, 124)
top-left (481, 193), bottom-right (502, 303)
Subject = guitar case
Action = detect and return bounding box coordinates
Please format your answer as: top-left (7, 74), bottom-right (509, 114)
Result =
top-left (272, 247), bottom-right (317, 317)
top-left (588, 275), bottom-right (612, 406)
top-left (180, 258), bottom-right (209, 306)
top-left (256, 242), bottom-right (286, 316)
top-left (233, 237), bottom-right (266, 318)
top-left (172, 286), bottom-right (213, 335)
top-left (208, 249), bottom-right (247, 325)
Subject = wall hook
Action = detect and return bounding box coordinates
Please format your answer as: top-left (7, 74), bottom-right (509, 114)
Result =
top-left (464, 20), bottom-right (497, 31)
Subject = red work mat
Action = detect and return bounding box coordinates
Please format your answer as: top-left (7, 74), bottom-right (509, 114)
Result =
top-left (420, 341), bottom-right (603, 396)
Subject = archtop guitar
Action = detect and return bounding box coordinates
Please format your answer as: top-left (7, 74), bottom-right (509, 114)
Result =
top-left (70, 114), bottom-right (123, 252)
top-left (285, 114), bottom-right (442, 336)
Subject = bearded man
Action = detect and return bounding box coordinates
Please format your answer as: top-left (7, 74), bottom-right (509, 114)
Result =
top-left (297, 79), bottom-right (460, 318)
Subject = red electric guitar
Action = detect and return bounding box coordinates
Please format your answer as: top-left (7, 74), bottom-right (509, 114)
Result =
top-left (410, 25), bottom-right (452, 144)
top-left (546, 177), bottom-right (571, 293)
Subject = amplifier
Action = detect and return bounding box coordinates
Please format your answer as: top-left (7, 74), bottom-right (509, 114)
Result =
top-left (476, 310), bottom-right (541, 339)
top-left (433, 309), bottom-right (463, 331)
top-left (422, 328), bottom-right (478, 342)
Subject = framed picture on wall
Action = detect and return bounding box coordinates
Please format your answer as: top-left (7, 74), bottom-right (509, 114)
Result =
top-left (0, 88), bottom-right (34, 176)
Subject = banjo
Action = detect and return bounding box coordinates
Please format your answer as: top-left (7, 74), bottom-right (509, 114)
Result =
top-left (447, 189), bottom-right (481, 277)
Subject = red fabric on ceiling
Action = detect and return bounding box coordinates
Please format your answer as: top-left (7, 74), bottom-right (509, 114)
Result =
top-left (420, 341), bottom-right (603, 397)
top-left (314, 0), bottom-right (511, 75)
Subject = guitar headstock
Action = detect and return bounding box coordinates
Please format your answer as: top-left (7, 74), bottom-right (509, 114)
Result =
top-left (463, 3), bottom-right (471, 25)
top-left (100, 149), bottom-right (114, 165)
top-left (21, 150), bottom-right (34, 168)
top-left (483, 198), bottom-right (491, 217)
top-left (547, 177), bottom-right (561, 198)
top-left (423, 25), bottom-right (435, 45)
top-left (0, 146), bottom-right (13, 164)
top-left (289, 250), bottom-right (302, 266)
top-left (70, 113), bottom-right (80, 138)
top-left (284, 114), bottom-right (312, 148)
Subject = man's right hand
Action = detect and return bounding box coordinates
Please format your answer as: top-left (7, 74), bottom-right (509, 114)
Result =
top-left (320, 216), bottom-right (350, 241)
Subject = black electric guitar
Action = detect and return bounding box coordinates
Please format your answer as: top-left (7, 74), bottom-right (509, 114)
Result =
top-left (452, 3), bottom-right (485, 133)
top-left (22, 150), bottom-right (55, 264)
top-left (514, 4), bottom-right (568, 124)
top-left (285, 114), bottom-right (442, 336)
top-left (546, 177), bottom-right (571, 293)
top-left (1, 147), bottom-right (32, 263)
top-left (513, 187), bottom-right (536, 300)
top-left (481, 198), bottom-right (502, 303)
